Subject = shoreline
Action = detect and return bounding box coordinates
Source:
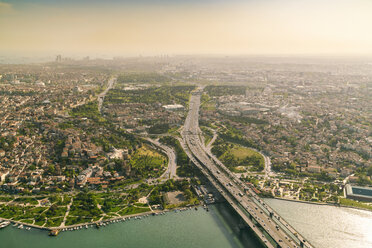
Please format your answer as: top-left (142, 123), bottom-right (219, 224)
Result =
top-left (269, 197), bottom-right (372, 213)
top-left (4, 196), bottom-right (371, 234)
top-left (0, 204), bottom-right (204, 233)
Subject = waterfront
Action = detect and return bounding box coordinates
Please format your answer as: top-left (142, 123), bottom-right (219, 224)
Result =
top-left (0, 204), bottom-right (262, 248)
top-left (1, 199), bottom-right (372, 248)
top-left (264, 199), bottom-right (372, 248)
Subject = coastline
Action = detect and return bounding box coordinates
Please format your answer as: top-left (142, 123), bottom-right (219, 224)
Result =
top-left (4, 196), bottom-right (371, 234)
top-left (0, 205), bottom-right (203, 233)
top-left (269, 197), bottom-right (372, 213)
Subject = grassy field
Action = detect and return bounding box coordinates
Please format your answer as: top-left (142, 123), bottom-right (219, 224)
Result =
top-left (217, 143), bottom-right (265, 172)
top-left (136, 145), bottom-right (163, 158)
top-left (201, 101), bottom-right (216, 111)
top-left (230, 146), bottom-right (260, 160)
top-left (339, 198), bottom-right (372, 211)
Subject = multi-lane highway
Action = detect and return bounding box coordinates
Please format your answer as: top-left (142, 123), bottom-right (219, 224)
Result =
top-left (181, 88), bottom-right (313, 248)
top-left (98, 77), bottom-right (116, 113)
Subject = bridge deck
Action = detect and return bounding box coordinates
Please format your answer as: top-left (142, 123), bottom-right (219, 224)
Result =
top-left (181, 89), bottom-right (313, 248)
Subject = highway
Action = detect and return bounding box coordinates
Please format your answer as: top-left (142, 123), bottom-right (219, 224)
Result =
top-left (98, 77), bottom-right (116, 113)
top-left (181, 88), bottom-right (313, 248)
top-left (146, 138), bottom-right (178, 179)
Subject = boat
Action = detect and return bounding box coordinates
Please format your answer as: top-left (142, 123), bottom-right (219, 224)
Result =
top-left (0, 221), bottom-right (10, 229)
top-left (18, 224), bottom-right (24, 229)
top-left (49, 229), bottom-right (60, 236)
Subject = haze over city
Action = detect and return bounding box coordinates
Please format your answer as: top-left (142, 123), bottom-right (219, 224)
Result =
top-left (1, 0), bottom-right (372, 57)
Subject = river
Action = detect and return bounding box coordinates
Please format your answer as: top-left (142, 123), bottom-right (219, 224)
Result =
top-left (0, 199), bottom-right (371, 248)
top-left (264, 199), bottom-right (372, 248)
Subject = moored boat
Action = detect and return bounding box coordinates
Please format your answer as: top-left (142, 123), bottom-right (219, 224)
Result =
top-left (49, 229), bottom-right (60, 236)
top-left (0, 221), bottom-right (10, 229)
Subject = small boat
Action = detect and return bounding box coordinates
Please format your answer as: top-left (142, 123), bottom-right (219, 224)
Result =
top-left (49, 229), bottom-right (60, 236)
top-left (18, 225), bottom-right (24, 229)
top-left (0, 221), bottom-right (10, 229)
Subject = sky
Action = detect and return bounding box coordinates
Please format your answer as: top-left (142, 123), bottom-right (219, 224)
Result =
top-left (1, 0), bottom-right (372, 58)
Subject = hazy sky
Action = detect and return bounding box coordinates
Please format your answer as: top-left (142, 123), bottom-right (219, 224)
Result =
top-left (1, 0), bottom-right (372, 57)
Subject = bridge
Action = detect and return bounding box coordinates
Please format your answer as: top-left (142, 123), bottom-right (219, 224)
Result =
top-left (180, 88), bottom-right (314, 248)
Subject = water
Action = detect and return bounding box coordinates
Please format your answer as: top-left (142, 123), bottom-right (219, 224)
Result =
top-left (0, 204), bottom-right (262, 248)
top-left (264, 199), bottom-right (372, 248)
top-left (1, 200), bottom-right (371, 248)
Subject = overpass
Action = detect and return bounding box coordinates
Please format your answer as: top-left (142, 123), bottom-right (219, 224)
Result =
top-left (181, 88), bottom-right (314, 248)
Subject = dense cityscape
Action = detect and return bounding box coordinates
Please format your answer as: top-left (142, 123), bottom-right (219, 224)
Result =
top-left (0, 57), bottom-right (370, 246)
top-left (1, 0), bottom-right (372, 247)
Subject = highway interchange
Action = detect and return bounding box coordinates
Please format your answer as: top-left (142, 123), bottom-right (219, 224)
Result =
top-left (180, 87), bottom-right (313, 248)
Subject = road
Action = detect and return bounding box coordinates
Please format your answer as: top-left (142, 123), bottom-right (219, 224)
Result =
top-left (181, 87), bottom-right (313, 248)
top-left (98, 77), bottom-right (116, 113)
top-left (146, 138), bottom-right (178, 179)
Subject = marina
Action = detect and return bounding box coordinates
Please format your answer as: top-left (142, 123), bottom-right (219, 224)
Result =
top-left (0, 200), bottom-right (371, 248)
top-left (1, 205), bottom-right (212, 237)
top-left (0, 203), bottom-right (262, 248)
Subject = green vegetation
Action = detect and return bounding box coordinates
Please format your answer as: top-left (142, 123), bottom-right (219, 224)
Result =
top-left (340, 198), bottom-right (372, 211)
top-left (46, 217), bottom-right (64, 227)
top-left (205, 85), bottom-right (246, 96)
top-left (69, 193), bottom-right (102, 220)
top-left (0, 135), bottom-right (16, 152)
top-left (218, 124), bottom-right (261, 150)
top-left (148, 179), bottom-right (199, 208)
top-left (91, 129), bottom-right (139, 152)
top-left (105, 85), bottom-right (194, 106)
top-left (299, 183), bottom-right (341, 202)
top-left (13, 197), bottom-right (38, 205)
top-left (118, 206), bottom-right (150, 215)
top-left (200, 93), bottom-right (216, 111)
top-left (70, 101), bottom-right (106, 123)
top-left (159, 136), bottom-right (196, 177)
top-left (148, 123), bottom-right (170, 134)
top-left (130, 146), bottom-right (166, 178)
top-left (0, 196), bottom-right (14, 202)
top-left (221, 114), bottom-right (269, 125)
top-left (212, 141), bottom-right (264, 172)
top-left (200, 126), bottom-right (213, 146)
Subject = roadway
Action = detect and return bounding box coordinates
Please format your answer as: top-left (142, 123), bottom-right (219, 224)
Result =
top-left (98, 77), bottom-right (116, 113)
top-left (181, 88), bottom-right (313, 248)
top-left (146, 138), bottom-right (178, 180)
